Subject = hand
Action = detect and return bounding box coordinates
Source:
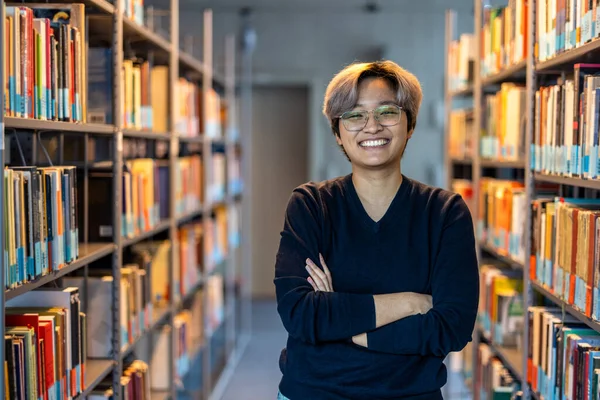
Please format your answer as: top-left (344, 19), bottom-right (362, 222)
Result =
top-left (409, 293), bottom-right (433, 315)
top-left (352, 333), bottom-right (368, 348)
top-left (305, 254), bottom-right (333, 292)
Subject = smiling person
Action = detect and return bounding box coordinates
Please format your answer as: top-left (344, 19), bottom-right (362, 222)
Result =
top-left (273, 60), bottom-right (479, 400)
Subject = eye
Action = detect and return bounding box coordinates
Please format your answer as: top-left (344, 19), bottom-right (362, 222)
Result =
top-left (344, 112), bottom-right (364, 120)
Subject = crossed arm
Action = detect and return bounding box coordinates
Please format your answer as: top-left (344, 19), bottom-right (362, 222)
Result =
top-left (274, 188), bottom-right (479, 357)
top-left (305, 255), bottom-right (433, 347)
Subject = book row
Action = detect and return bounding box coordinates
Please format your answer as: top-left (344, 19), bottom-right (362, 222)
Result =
top-left (5, 287), bottom-right (86, 399)
top-left (477, 178), bottom-right (528, 265)
top-left (481, 83), bottom-right (527, 162)
top-left (536, 0), bottom-right (600, 63)
top-left (530, 197), bottom-right (600, 321)
top-left (447, 33), bottom-right (475, 93)
top-left (2, 2), bottom-right (233, 140)
top-left (533, 64), bottom-right (600, 179)
top-left (480, 0), bottom-right (528, 77)
top-left (528, 306), bottom-right (600, 400)
top-left (448, 82), bottom-right (527, 162)
top-left (89, 360), bottom-right (150, 400)
top-left (479, 264), bottom-right (524, 348)
top-left (3, 262), bottom-right (221, 398)
top-left (476, 343), bottom-right (521, 400)
top-left (4, 166), bottom-right (79, 289)
top-left (4, 4), bottom-right (86, 122)
top-left (447, 109), bottom-right (475, 161)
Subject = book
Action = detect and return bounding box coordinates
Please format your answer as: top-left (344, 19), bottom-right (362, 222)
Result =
top-left (447, 33), bottom-right (475, 92)
top-left (477, 178), bottom-right (527, 263)
top-left (481, 83), bottom-right (527, 162)
top-left (4, 166), bottom-right (78, 289)
top-left (480, 1), bottom-right (528, 76)
top-left (4, 3), bottom-right (86, 122)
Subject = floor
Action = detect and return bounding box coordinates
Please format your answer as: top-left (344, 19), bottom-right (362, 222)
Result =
top-left (221, 300), bottom-right (472, 400)
top-left (221, 300), bottom-right (287, 400)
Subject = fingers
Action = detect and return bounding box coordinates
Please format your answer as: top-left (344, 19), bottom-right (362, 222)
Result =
top-left (319, 254), bottom-right (333, 291)
top-left (307, 277), bottom-right (318, 291)
top-left (306, 258), bottom-right (332, 292)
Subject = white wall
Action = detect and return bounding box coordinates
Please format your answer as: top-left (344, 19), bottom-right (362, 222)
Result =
top-left (179, 2), bottom-right (474, 185)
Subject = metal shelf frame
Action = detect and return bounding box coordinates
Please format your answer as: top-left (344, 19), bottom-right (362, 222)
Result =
top-left (0, 1), bottom-right (247, 398)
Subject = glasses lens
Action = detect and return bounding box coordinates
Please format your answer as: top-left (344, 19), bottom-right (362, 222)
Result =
top-left (375, 105), bottom-right (401, 126)
top-left (341, 111), bottom-right (367, 131)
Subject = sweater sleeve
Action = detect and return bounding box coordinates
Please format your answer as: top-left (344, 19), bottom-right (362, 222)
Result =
top-left (274, 187), bottom-right (377, 345)
top-left (366, 195), bottom-right (479, 357)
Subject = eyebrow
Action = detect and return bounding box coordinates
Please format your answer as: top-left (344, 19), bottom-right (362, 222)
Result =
top-left (355, 100), bottom-right (397, 107)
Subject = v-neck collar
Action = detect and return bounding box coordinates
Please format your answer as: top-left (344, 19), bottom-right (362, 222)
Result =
top-left (343, 173), bottom-right (410, 233)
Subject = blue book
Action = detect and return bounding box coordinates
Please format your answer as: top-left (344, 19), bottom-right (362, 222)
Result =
top-left (87, 47), bottom-right (113, 124)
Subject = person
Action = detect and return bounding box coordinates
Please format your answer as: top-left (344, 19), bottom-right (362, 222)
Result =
top-left (273, 60), bottom-right (479, 400)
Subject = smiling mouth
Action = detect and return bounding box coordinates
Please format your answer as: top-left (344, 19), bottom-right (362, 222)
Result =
top-left (359, 138), bottom-right (390, 148)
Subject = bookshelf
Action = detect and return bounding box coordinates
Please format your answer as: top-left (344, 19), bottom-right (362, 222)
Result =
top-left (446, 1), bottom-right (600, 400)
top-left (0, 1), bottom-right (248, 400)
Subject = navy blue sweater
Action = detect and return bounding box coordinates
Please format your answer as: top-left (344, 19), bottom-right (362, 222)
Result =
top-left (274, 174), bottom-right (479, 400)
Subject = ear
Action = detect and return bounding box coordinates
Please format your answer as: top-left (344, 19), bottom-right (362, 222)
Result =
top-left (335, 133), bottom-right (343, 146)
top-left (406, 129), bottom-right (414, 140)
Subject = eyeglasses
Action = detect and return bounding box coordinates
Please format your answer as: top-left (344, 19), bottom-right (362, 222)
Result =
top-left (338, 104), bottom-right (403, 132)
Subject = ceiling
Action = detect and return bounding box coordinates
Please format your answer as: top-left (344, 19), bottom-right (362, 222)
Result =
top-left (179, 0), bottom-right (473, 14)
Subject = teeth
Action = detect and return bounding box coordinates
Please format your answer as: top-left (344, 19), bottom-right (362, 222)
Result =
top-left (360, 139), bottom-right (389, 147)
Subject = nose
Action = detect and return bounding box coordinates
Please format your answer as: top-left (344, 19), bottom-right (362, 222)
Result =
top-left (362, 112), bottom-right (382, 134)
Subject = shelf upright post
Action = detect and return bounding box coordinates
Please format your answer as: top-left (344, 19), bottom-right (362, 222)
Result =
top-left (472, 0), bottom-right (483, 399)
top-left (239, 4), bottom-right (254, 351)
top-left (169, 0), bottom-right (179, 397)
top-left (224, 33), bottom-right (237, 361)
top-left (444, 10), bottom-right (456, 191)
top-left (523, 0), bottom-right (537, 397)
top-left (112, 0), bottom-right (125, 396)
top-left (203, 8), bottom-right (215, 400)
top-left (0, 3), bottom-right (6, 397)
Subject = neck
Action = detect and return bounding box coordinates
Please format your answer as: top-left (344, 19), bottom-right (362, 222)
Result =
top-left (351, 165), bottom-right (403, 206)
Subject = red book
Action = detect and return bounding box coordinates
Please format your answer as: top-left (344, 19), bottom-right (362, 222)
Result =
top-left (39, 321), bottom-right (56, 398)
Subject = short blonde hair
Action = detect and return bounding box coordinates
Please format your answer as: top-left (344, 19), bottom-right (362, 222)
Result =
top-left (323, 60), bottom-right (423, 136)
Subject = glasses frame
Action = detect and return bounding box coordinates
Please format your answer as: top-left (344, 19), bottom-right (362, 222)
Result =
top-left (337, 104), bottom-right (404, 132)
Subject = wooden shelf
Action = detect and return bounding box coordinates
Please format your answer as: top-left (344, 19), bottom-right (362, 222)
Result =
top-left (178, 135), bottom-right (204, 143)
top-left (532, 281), bottom-right (600, 333)
top-left (5, 117), bottom-right (115, 134)
top-left (536, 38), bottom-right (600, 72)
top-left (75, 359), bottom-right (114, 399)
top-left (480, 159), bottom-right (526, 169)
top-left (123, 19), bottom-right (171, 53)
top-left (451, 158), bottom-right (473, 166)
top-left (534, 173), bottom-right (600, 190)
top-left (85, 0), bottom-right (115, 14)
top-left (177, 209), bottom-right (203, 225)
top-left (481, 60), bottom-right (527, 86)
top-left (179, 51), bottom-right (206, 76)
top-left (5, 243), bottom-right (116, 300)
top-left (122, 220), bottom-right (171, 248)
top-left (480, 243), bottom-right (524, 270)
top-left (449, 86), bottom-right (473, 98)
top-left (151, 391), bottom-right (170, 400)
top-left (123, 129), bottom-right (170, 140)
